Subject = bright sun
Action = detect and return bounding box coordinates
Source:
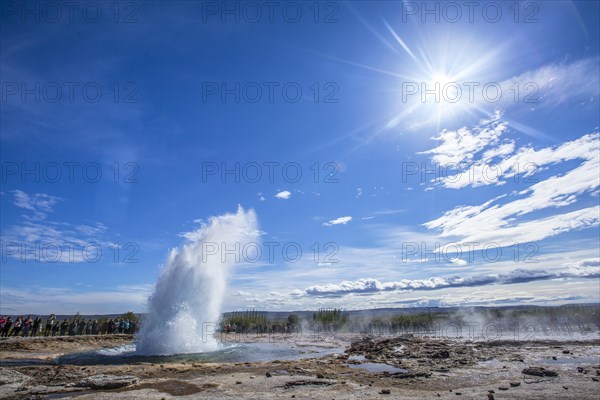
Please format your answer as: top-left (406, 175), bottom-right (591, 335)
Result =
top-left (430, 72), bottom-right (454, 88)
top-left (381, 22), bottom-right (502, 129)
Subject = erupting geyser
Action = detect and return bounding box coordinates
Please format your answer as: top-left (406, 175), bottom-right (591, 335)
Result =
top-left (135, 206), bottom-right (259, 355)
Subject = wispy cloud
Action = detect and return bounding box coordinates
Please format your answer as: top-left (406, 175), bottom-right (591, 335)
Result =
top-left (12, 190), bottom-right (62, 221)
top-left (372, 209), bottom-right (406, 216)
top-left (421, 115), bottom-right (600, 248)
top-left (2, 191), bottom-right (118, 263)
top-left (430, 130), bottom-right (599, 189)
top-left (323, 216), bottom-right (353, 227)
top-left (427, 205), bottom-right (598, 250)
top-left (492, 57), bottom-right (600, 111)
top-left (419, 111), bottom-right (507, 167)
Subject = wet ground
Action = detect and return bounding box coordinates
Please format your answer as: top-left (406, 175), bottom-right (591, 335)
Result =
top-left (1, 333), bottom-right (599, 399)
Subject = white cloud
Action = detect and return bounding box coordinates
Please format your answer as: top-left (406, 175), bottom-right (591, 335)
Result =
top-left (420, 114), bottom-right (600, 248)
top-left (460, 58), bottom-right (599, 117)
top-left (274, 190), bottom-right (291, 200)
top-left (419, 111), bottom-right (507, 167)
top-left (425, 160), bottom-right (600, 248)
top-left (481, 141), bottom-right (516, 162)
top-left (12, 190), bottom-right (62, 221)
top-left (372, 209), bottom-right (405, 215)
top-left (449, 258), bottom-right (467, 266)
top-left (2, 191), bottom-right (118, 263)
top-left (434, 132), bottom-right (599, 189)
top-left (294, 259), bottom-right (599, 297)
top-left (225, 246), bottom-right (600, 310)
top-left (323, 216), bottom-right (352, 227)
top-left (492, 57), bottom-right (600, 110)
top-left (75, 223), bottom-right (108, 236)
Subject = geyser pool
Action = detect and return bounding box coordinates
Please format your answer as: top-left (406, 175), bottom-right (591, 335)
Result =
top-left (1, 336), bottom-right (348, 368)
top-left (135, 206), bottom-right (259, 355)
top-left (51, 342), bottom-right (346, 366)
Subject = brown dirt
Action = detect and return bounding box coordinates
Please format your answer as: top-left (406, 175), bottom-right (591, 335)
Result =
top-left (1, 334), bottom-right (599, 399)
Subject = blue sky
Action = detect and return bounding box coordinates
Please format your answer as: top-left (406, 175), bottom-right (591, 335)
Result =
top-left (1, 1), bottom-right (599, 314)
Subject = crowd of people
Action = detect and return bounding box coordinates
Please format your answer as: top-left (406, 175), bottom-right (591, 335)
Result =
top-left (0, 314), bottom-right (137, 337)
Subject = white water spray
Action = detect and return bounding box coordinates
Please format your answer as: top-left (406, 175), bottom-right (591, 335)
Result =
top-left (135, 206), bottom-right (259, 355)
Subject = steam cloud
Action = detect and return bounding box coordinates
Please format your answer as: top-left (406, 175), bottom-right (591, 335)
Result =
top-left (136, 206), bottom-right (259, 355)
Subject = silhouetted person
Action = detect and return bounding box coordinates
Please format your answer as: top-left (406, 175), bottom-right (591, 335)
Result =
top-left (22, 316), bottom-right (32, 337)
top-left (44, 314), bottom-right (56, 336)
top-left (1, 317), bottom-right (12, 337)
top-left (32, 317), bottom-right (42, 337)
top-left (60, 319), bottom-right (69, 336)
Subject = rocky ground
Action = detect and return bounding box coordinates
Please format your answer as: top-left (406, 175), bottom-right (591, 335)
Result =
top-left (0, 334), bottom-right (599, 399)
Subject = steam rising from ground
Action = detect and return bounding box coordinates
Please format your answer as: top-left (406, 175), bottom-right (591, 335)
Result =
top-left (136, 206), bottom-right (259, 355)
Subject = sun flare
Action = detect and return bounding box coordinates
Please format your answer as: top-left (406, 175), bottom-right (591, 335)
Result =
top-left (381, 21), bottom-right (506, 129)
top-left (430, 72), bottom-right (454, 88)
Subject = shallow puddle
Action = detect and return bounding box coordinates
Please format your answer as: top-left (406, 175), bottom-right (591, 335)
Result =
top-left (347, 362), bottom-right (408, 374)
top-left (54, 342), bottom-right (345, 366)
top-left (476, 358), bottom-right (503, 367)
top-left (348, 355), bottom-right (366, 361)
top-left (0, 357), bottom-right (53, 366)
